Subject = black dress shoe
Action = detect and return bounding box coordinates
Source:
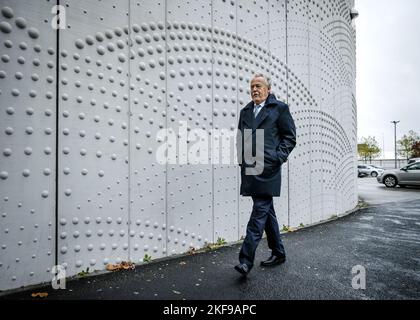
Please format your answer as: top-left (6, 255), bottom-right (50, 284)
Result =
top-left (260, 255), bottom-right (286, 267)
top-left (234, 263), bottom-right (249, 276)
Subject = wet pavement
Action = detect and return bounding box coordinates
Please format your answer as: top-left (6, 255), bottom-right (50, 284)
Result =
top-left (358, 177), bottom-right (420, 205)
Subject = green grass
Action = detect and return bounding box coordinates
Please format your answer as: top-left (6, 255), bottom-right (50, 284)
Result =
top-left (204, 237), bottom-right (228, 252)
top-left (77, 267), bottom-right (90, 277)
top-left (143, 254), bottom-right (152, 263)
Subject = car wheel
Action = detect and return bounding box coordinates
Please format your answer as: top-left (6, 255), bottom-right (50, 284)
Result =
top-left (371, 172), bottom-right (378, 177)
top-left (384, 175), bottom-right (397, 188)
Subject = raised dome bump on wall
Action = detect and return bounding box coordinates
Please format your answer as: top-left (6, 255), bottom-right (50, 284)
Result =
top-left (0, 0), bottom-right (357, 291)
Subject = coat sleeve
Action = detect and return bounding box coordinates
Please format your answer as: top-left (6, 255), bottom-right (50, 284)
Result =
top-left (276, 104), bottom-right (297, 164)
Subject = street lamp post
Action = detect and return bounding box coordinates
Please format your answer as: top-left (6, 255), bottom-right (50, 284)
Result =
top-left (391, 121), bottom-right (400, 169)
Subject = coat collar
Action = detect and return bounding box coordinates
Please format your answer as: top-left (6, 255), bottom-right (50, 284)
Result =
top-left (243, 93), bottom-right (277, 111)
top-left (243, 93), bottom-right (277, 129)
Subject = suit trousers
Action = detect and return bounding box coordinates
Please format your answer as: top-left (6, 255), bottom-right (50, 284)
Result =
top-left (239, 196), bottom-right (286, 269)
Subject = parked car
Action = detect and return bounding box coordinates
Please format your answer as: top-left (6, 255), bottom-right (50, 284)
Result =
top-left (370, 165), bottom-right (385, 170)
top-left (358, 170), bottom-right (368, 178)
top-left (377, 162), bottom-right (420, 188)
top-left (407, 158), bottom-right (420, 165)
top-left (358, 165), bottom-right (384, 178)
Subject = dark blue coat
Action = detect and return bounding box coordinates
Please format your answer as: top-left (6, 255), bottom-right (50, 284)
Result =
top-left (237, 94), bottom-right (296, 197)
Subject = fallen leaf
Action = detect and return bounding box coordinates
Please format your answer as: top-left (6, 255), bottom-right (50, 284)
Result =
top-left (179, 261), bottom-right (187, 265)
top-left (31, 292), bottom-right (48, 298)
top-left (106, 264), bottom-right (119, 271)
top-left (121, 261), bottom-right (135, 270)
top-left (106, 261), bottom-right (135, 272)
top-left (172, 290), bottom-right (181, 295)
top-left (187, 246), bottom-right (197, 255)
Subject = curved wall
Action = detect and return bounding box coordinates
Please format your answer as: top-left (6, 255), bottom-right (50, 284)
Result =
top-left (0, 0), bottom-right (357, 290)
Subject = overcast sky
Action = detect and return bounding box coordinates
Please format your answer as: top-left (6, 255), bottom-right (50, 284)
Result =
top-left (355, 0), bottom-right (420, 158)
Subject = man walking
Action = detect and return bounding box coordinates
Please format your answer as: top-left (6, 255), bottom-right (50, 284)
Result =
top-left (235, 74), bottom-right (296, 276)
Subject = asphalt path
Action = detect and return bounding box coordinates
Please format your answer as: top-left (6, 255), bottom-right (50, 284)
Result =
top-left (358, 177), bottom-right (420, 205)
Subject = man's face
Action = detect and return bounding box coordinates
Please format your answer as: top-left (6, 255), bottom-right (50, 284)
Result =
top-left (250, 77), bottom-right (270, 105)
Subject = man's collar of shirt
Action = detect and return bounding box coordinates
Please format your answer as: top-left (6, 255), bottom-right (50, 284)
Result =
top-left (254, 100), bottom-right (266, 108)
